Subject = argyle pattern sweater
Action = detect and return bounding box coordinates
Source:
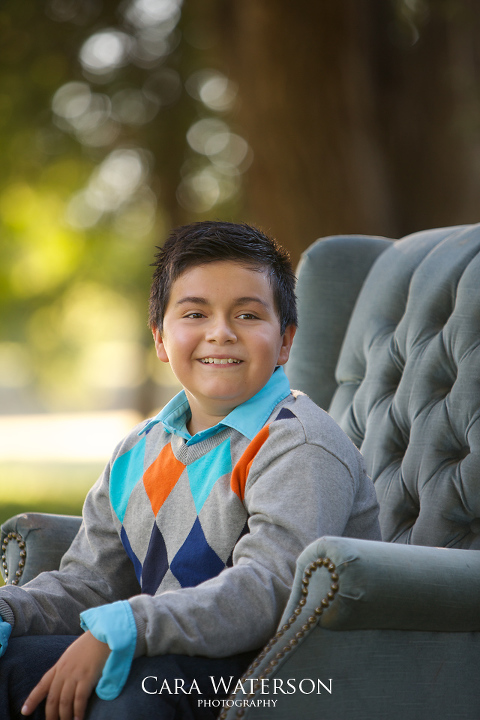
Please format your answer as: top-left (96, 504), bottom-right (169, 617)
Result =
top-left (112, 422), bottom-right (256, 596)
top-left (0, 391), bottom-right (381, 658)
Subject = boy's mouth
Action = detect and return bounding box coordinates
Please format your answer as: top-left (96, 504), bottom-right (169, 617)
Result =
top-left (199, 358), bottom-right (242, 364)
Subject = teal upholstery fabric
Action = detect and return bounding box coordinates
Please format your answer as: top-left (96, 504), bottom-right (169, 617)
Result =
top-left (282, 536), bottom-right (480, 633)
top-left (286, 234), bottom-right (391, 410)
top-left (288, 224), bottom-right (480, 547)
top-left (222, 535), bottom-right (480, 720)
top-left (222, 627), bottom-right (480, 720)
top-left (327, 225), bottom-right (479, 546)
top-left (1, 513), bottom-right (82, 586)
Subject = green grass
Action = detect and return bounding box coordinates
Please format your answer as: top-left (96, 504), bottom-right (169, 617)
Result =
top-left (1, 462), bottom-right (104, 586)
top-left (0, 462), bottom-right (103, 527)
top-left (1, 498), bottom-right (85, 528)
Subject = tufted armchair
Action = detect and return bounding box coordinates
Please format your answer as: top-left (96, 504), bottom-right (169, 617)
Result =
top-left (3, 224), bottom-right (480, 718)
top-left (220, 224), bottom-right (480, 719)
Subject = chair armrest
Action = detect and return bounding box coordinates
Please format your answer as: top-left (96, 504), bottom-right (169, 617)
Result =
top-left (220, 536), bottom-right (480, 720)
top-left (281, 535), bottom-right (480, 633)
top-left (1, 513), bottom-right (82, 586)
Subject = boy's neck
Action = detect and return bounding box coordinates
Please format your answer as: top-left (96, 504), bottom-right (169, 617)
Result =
top-left (185, 394), bottom-right (233, 436)
top-left (186, 413), bottom-right (226, 437)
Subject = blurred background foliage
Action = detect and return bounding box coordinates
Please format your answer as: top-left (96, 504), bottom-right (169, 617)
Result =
top-left (2, 0), bottom-right (480, 524)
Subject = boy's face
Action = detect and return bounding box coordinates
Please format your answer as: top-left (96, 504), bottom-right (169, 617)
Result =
top-left (153, 260), bottom-right (296, 433)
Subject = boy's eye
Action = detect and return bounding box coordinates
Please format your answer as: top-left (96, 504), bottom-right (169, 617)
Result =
top-left (237, 313), bottom-right (258, 320)
top-left (184, 312), bottom-right (205, 319)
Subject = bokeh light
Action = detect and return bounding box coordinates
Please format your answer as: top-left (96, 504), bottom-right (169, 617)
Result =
top-left (79, 30), bottom-right (132, 75)
top-left (186, 69), bottom-right (238, 112)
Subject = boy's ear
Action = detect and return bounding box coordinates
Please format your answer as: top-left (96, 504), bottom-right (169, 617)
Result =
top-left (277, 324), bottom-right (296, 366)
top-left (152, 326), bottom-right (169, 363)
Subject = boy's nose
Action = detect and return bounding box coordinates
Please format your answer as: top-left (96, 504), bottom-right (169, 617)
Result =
top-left (205, 318), bottom-right (237, 343)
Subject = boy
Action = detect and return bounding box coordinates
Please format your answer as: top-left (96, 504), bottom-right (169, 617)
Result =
top-left (0, 221), bottom-right (381, 719)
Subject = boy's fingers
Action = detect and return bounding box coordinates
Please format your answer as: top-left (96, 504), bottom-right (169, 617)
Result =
top-left (73, 680), bottom-right (95, 720)
top-left (53, 672), bottom-right (95, 720)
top-left (21, 666), bottom-right (55, 715)
top-left (21, 634), bottom-right (106, 720)
top-left (22, 672), bottom-right (92, 720)
top-left (54, 677), bottom-right (77, 720)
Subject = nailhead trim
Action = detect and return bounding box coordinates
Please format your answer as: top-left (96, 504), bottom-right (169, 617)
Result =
top-left (218, 557), bottom-right (339, 720)
top-left (1, 532), bottom-right (26, 585)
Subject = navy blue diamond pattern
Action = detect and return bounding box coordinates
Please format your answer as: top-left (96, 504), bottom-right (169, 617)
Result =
top-left (170, 517), bottom-right (225, 588)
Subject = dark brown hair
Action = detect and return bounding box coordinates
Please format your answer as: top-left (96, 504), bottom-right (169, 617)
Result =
top-left (148, 221), bottom-right (297, 333)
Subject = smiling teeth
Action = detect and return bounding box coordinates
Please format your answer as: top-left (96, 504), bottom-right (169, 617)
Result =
top-left (200, 358), bottom-right (241, 364)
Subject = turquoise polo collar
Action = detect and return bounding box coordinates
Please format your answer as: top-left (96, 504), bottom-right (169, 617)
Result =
top-left (140, 366), bottom-right (291, 445)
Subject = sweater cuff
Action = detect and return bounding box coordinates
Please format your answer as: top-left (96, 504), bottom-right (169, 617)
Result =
top-left (80, 600), bottom-right (137, 700)
top-left (0, 599), bottom-right (15, 626)
top-left (132, 610), bottom-right (148, 658)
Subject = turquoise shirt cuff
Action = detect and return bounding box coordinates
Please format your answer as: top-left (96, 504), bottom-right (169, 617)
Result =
top-left (0, 620), bottom-right (12, 658)
top-left (80, 600), bottom-right (137, 700)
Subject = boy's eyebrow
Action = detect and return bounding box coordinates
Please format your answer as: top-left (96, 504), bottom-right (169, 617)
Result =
top-left (174, 296), bottom-right (270, 308)
top-left (175, 296), bottom-right (208, 306)
top-left (233, 296), bottom-right (270, 308)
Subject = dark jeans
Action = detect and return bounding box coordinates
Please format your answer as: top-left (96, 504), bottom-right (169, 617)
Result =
top-left (1, 636), bottom-right (257, 719)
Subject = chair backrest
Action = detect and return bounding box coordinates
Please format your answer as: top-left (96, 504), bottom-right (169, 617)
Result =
top-left (287, 224), bottom-right (480, 548)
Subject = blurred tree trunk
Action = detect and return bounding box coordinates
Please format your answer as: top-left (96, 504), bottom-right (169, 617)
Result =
top-left (202, 0), bottom-right (480, 263)
top-left (372, 1), bottom-right (480, 241)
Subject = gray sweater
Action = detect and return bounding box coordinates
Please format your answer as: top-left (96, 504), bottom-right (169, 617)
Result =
top-left (0, 391), bottom-right (380, 657)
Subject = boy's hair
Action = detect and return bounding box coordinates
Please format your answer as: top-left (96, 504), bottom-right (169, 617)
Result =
top-left (148, 221), bottom-right (298, 333)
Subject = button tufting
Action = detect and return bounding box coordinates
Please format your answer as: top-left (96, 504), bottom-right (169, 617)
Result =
top-left (470, 519), bottom-right (480, 534)
top-left (458, 446), bottom-right (470, 460)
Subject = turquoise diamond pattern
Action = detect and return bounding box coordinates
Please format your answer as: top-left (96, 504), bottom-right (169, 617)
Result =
top-left (187, 438), bottom-right (232, 514)
top-left (110, 436), bottom-right (147, 523)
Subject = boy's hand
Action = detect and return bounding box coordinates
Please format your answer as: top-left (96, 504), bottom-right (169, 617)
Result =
top-left (21, 631), bottom-right (110, 720)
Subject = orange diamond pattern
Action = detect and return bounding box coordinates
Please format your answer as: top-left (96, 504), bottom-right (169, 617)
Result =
top-left (143, 443), bottom-right (185, 516)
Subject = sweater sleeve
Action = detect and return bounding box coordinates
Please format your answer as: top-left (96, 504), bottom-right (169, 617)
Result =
top-left (128, 416), bottom-right (379, 658)
top-left (0, 453), bottom-right (141, 637)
